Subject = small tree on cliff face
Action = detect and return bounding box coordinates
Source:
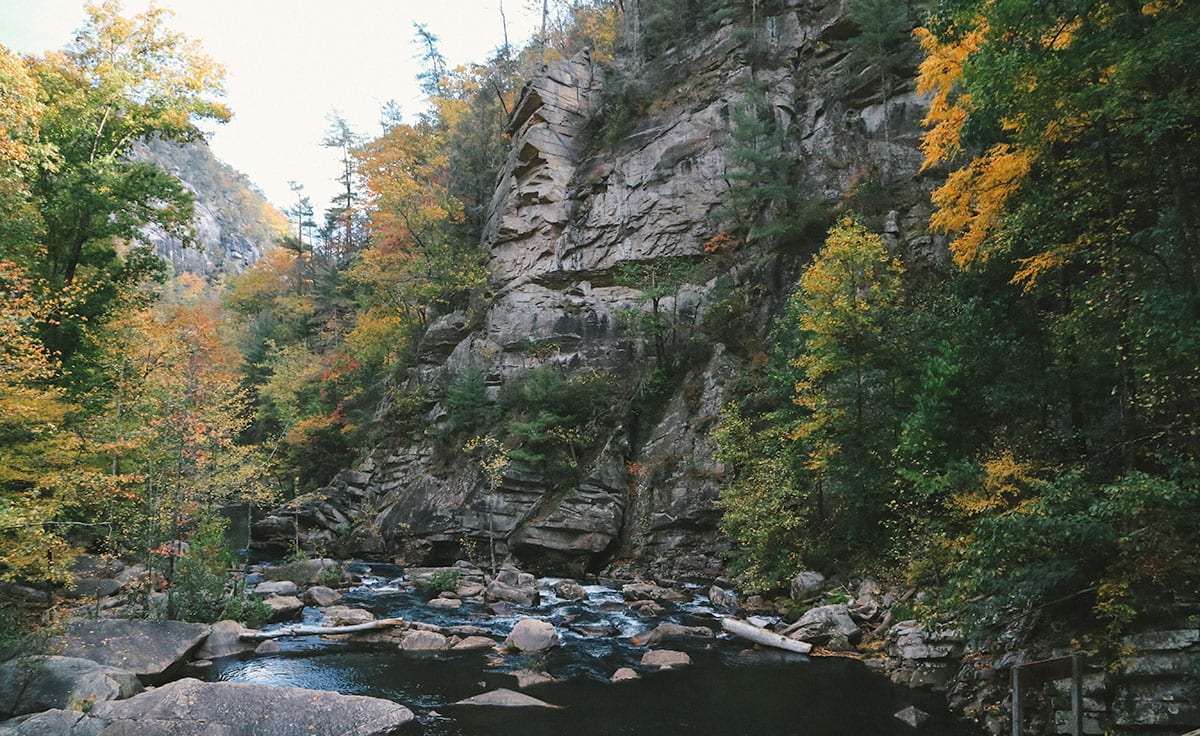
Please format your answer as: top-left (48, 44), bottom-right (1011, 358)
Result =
top-left (838, 0), bottom-right (918, 172)
top-left (789, 217), bottom-right (907, 551)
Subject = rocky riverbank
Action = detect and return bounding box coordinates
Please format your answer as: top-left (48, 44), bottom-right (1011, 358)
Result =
top-left (5, 555), bottom-right (1195, 736)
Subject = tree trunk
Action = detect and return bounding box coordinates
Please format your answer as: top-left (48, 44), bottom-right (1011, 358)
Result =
top-left (721, 617), bottom-right (813, 653)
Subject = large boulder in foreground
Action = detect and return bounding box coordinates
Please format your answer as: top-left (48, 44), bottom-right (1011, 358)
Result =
top-left (0, 678), bottom-right (416, 736)
top-left (50, 619), bottom-right (210, 684)
top-left (0, 656), bottom-right (141, 719)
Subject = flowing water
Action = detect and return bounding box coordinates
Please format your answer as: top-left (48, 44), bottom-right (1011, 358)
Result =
top-left (206, 562), bottom-right (977, 735)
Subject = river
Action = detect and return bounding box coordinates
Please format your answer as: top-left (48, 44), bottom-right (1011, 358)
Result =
top-left (206, 562), bottom-right (977, 735)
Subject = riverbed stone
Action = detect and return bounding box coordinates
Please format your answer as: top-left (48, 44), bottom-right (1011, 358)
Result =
top-left (504, 619), bottom-right (559, 653)
top-left (452, 688), bottom-right (558, 708)
top-left (75, 677), bottom-right (414, 735)
top-left (262, 558), bottom-right (339, 584)
top-left (263, 595), bottom-right (304, 621)
top-left (513, 671), bottom-right (556, 689)
top-left (789, 571), bottom-right (826, 600)
top-left (552, 580), bottom-right (588, 601)
top-left (400, 629), bottom-right (449, 653)
top-left (324, 606), bottom-right (375, 626)
top-left (51, 619), bottom-right (210, 684)
top-left (253, 579), bottom-right (299, 598)
top-left (621, 582), bottom-right (688, 604)
top-left (0, 656), bottom-right (142, 719)
top-left (195, 619), bottom-right (258, 660)
top-left (452, 636), bottom-right (498, 651)
top-left (304, 585), bottom-right (342, 607)
top-left (894, 705), bottom-right (930, 727)
top-left (486, 579), bottom-right (540, 607)
top-left (611, 667), bottom-right (640, 683)
top-left (640, 649), bottom-right (692, 670)
top-left (632, 622), bottom-right (713, 646)
top-left (785, 604), bottom-right (859, 645)
top-left (708, 585), bottom-right (736, 612)
top-left (255, 640), bottom-right (282, 655)
top-left (429, 596), bottom-right (463, 610)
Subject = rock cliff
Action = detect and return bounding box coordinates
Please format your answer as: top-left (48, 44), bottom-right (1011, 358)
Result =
top-left (253, 1), bottom-right (936, 579)
top-left (135, 139), bottom-right (286, 277)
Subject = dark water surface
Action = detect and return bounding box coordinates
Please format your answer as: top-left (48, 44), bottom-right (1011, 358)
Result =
top-left (207, 563), bottom-right (977, 736)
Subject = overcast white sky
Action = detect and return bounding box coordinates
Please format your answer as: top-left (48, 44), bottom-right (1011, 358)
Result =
top-left (0, 0), bottom-right (540, 217)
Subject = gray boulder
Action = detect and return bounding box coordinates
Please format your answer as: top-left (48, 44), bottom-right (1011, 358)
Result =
top-left (263, 595), bottom-right (304, 622)
top-left (196, 620), bottom-right (258, 660)
top-left (789, 571), bottom-right (826, 600)
top-left (303, 585), bottom-right (342, 607)
top-left (640, 650), bottom-right (692, 670)
top-left (551, 580), bottom-right (588, 601)
top-left (631, 622), bottom-right (713, 646)
top-left (452, 688), bottom-right (557, 708)
top-left (78, 677), bottom-right (413, 735)
top-left (400, 630), bottom-right (449, 653)
top-left (51, 619), bottom-right (210, 684)
top-left (262, 558), bottom-right (338, 584)
top-left (0, 656), bottom-right (142, 719)
top-left (253, 580), bottom-right (299, 598)
top-left (255, 640), bottom-right (282, 655)
top-left (451, 636), bottom-right (498, 651)
top-left (323, 606), bottom-right (375, 626)
top-left (610, 667), bottom-right (640, 683)
top-left (503, 619), bottom-right (559, 653)
top-left (621, 582), bottom-right (688, 604)
top-left (485, 580), bottom-right (540, 607)
top-left (786, 604), bottom-right (860, 645)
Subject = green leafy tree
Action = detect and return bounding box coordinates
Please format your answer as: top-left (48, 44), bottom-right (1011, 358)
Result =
top-left (789, 217), bottom-right (908, 549)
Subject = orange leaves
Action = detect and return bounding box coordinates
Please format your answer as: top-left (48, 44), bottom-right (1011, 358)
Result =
top-left (914, 23), bottom-right (986, 170)
top-left (929, 143), bottom-right (1033, 266)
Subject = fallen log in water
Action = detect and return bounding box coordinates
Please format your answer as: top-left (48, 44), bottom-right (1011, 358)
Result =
top-left (239, 618), bottom-right (406, 640)
top-left (721, 617), bottom-right (813, 654)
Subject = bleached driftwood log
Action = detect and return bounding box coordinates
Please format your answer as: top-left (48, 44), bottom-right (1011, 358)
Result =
top-left (721, 617), bottom-right (813, 654)
top-left (239, 618), bottom-right (405, 640)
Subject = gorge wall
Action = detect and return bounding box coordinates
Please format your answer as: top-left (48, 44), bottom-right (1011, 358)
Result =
top-left (253, 0), bottom-right (937, 579)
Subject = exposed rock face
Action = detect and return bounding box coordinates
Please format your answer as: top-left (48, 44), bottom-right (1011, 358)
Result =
top-left (0, 656), bottom-right (142, 719)
top-left (5, 678), bottom-right (415, 736)
top-left (253, 3), bottom-right (935, 578)
top-left (51, 619), bottom-right (211, 685)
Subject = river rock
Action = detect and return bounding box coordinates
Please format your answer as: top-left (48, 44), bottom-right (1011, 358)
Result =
top-left (486, 580), bottom-right (540, 607)
top-left (552, 580), bottom-right (588, 601)
top-left (429, 596), bottom-right (463, 610)
top-left (513, 671), bottom-right (556, 689)
top-left (632, 622), bottom-right (713, 646)
top-left (640, 650), bottom-right (692, 670)
top-left (51, 619), bottom-right (210, 684)
top-left (495, 566), bottom-right (536, 588)
top-left (255, 640), bottom-right (282, 655)
top-left (621, 582), bottom-right (688, 604)
top-left (452, 688), bottom-right (558, 708)
top-left (304, 585), bottom-right (342, 607)
top-left (264, 595), bottom-right (304, 622)
top-left (195, 620), bottom-right (258, 660)
top-left (790, 571), bottom-right (826, 600)
top-left (324, 605), bottom-right (375, 626)
top-left (894, 705), bottom-right (930, 727)
top-left (504, 619), bottom-right (559, 653)
top-left (400, 630), bottom-right (449, 653)
top-left (452, 636), bottom-right (498, 651)
top-left (55, 677), bottom-right (415, 735)
top-left (0, 656), bottom-right (142, 719)
top-left (253, 579), bottom-right (299, 598)
top-left (263, 558), bottom-right (338, 584)
top-left (611, 667), bottom-right (640, 683)
top-left (630, 600), bottom-right (665, 618)
top-left (707, 585), bottom-right (736, 611)
top-left (785, 604), bottom-right (859, 645)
